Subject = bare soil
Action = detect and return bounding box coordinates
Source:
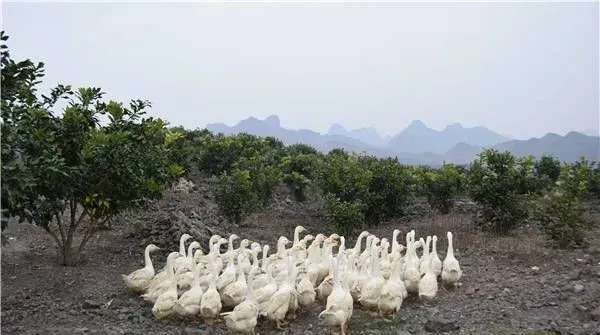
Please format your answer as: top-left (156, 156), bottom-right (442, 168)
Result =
top-left (2, 183), bottom-right (600, 335)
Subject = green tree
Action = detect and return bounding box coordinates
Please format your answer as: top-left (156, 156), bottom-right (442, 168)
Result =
top-left (214, 169), bottom-right (259, 224)
top-left (535, 154), bottom-right (561, 187)
top-left (419, 163), bottom-right (463, 214)
top-left (359, 156), bottom-right (415, 225)
top-left (280, 151), bottom-right (321, 201)
top-left (1, 32), bottom-right (180, 265)
top-left (323, 194), bottom-right (365, 237)
top-left (534, 162), bottom-right (591, 248)
top-left (467, 149), bottom-right (531, 234)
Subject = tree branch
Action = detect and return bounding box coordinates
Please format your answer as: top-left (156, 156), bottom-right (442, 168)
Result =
top-left (77, 214), bottom-right (99, 254)
top-left (42, 225), bottom-right (63, 249)
top-left (55, 213), bottom-right (66, 244)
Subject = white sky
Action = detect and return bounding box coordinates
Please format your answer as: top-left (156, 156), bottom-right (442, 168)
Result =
top-left (2, 1), bottom-right (598, 139)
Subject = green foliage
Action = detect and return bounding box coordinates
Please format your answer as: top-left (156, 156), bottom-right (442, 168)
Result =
top-left (236, 156), bottom-right (282, 207)
top-left (318, 150), bottom-right (373, 203)
top-left (317, 151), bottom-right (417, 230)
top-left (588, 161), bottom-right (600, 199)
top-left (359, 156), bottom-right (415, 225)
top-left (419, 164), bottom-right (463, 214)
top-left (323, 194), bottom-right (365, 237)
top-left (0, 32), bottom-right (179, 265)
top-left (467, 149), bottom-right (531, 234)
top-left (280, 151), bottom-right (322, 201)
top-left (214, 169), bottom-right (258, 224)
top-left (198, 133), bottom-right (282, 176)
top-left (534, 155), bottom-right (561, 188)
top-left (533, 162), bottom-right (591, 248)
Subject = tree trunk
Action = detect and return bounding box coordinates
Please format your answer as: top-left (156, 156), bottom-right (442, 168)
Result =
top-left (59, 240), bottom-right (79, 266)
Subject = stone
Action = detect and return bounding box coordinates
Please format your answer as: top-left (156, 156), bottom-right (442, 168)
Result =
top-left (590, 306), bottom-right (600, 321)
top-left (424, 317), bottom-right (459, 332)
top-left (573, 283), bottom-right (584, 293)
top-left (82, 299), bottom-right (102, 309)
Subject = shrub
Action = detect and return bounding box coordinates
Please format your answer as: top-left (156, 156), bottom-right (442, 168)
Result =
top-left (318, 150), bottom-right (372, 203)
top-left (533, 162), bottom-right (590, 248)
top-left (359, 156), bottom-right (415, 225)
top-left (467, 149), bottom-right (531, 234)
top-left (534, 154), bottom-right (561, 188)
top-left (280, 152), bottom-right (322, 201)
top-left (420, 164), bottom-right (463, 214)
top-left (323, 194), bottom-right (365, 237)
top-left (214, 169), bottom-right (258, 224)
top-left (588, 161), bottom-right (600, 199)
top-left (198, 133), bottom-right (281, 176)
top-left (237, 156), bottom-right (282, 207)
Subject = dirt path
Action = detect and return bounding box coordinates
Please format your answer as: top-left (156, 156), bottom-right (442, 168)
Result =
top-left (2, 192), bottom-right (600, 335)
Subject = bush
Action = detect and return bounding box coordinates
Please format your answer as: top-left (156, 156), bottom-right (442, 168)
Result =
top-left (359, 156), bottom-right (415, 225)
top-left (214, 169), bottom-right (258, 224)
top-left (467, 149), bottom-right (531, 234)
top-left (214, 156), bottom-right (282, 224)
top-left (280, 152), bottom-right (322, 201)
top-left (198, 133), bottom-right (281, 176)
top-left (318, 150), bottom-right (372, 203)
top-left (419, 164), bottom-right (463, 214)
top-left (533, 162), bottom-right (591, 248)
top-left (323, 194), bottom-right (365, 237)
top-left (535, 154), bottom-right (561, 188)
top-left (236, 156), bottom-right (282, 207)
top-left (588, 161), bottom-right (600, 199)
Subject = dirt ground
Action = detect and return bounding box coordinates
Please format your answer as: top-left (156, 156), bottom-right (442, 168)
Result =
top-left (2, 184), bottom-right (600, 335)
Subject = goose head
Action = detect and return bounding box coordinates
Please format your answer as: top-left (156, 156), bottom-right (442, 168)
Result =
top-left (301, 234), bottom-right (315, 244)
top-left (208, 234), bottom-right (222, 248)
top-left (239, 238), bottom-right (252, 250)
top-left (294, 225), bottom-right (308, 243)
top-left (338, 236), bottom-right (346, 254)
top-left (179, 233), bottom-right (193, 255)
top-left (187, 241), bottom-right (201, 257)
top-left (146, 244), bottom-right (161, 253)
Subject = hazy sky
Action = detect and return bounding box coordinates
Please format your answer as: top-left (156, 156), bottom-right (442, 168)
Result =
top-left (2, 1), bottom-right (598, 139)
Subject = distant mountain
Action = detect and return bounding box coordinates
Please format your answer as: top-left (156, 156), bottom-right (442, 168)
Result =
top-left (442, 142), bottom-right (482, 164)
top-left (579, 128), bottom-right (600, 137)
top-left (493, 131), bottom-right (599, 163)
top-left (207, 115), bottom-right (391, 157)
top-left (327, 123), bottom-right (388, 147)
top-left (387, 120), bottom-right (509, 154)
top-left (205, 115), bottom-right (599, 165)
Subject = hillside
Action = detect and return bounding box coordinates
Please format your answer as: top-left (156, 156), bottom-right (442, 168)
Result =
top-left (387, 120), bottom-right (509, 154)
top-left (206, 115), bottom-right (599, 164)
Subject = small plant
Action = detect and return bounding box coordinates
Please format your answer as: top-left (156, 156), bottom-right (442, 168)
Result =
top-left (467, 149), bottom-right (531, 234)
top-left (214, 169), bottom-right (258, 224)
top-left (534, 154), bottom-right (561, 188)
top-left (282, 171), bottom-right (311, 202)
top-left (419, 164), bottom-right (463, 214)
top-left (533, 163), bottom-right (590, 248)
top-left (280, 152), bottom-right (321, 201)
top-left (323, 194), bottom-right (365, 237)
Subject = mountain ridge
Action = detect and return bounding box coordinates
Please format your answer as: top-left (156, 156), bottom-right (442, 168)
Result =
top-left (206, 115), bottom-right (599, 166)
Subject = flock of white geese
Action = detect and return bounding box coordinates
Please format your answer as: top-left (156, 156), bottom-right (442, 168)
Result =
top-left (122, 226), bottom-right (462, 335)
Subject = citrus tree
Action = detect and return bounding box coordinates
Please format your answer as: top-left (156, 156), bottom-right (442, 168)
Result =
top-left (1, 32), bottom-right (182, 265)
top-left (534, 160), bottom-right (592, 247)
top-left (419, 163), bottom-right (463, 214)
top-left (467, 149), bottom-right (531, 234)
